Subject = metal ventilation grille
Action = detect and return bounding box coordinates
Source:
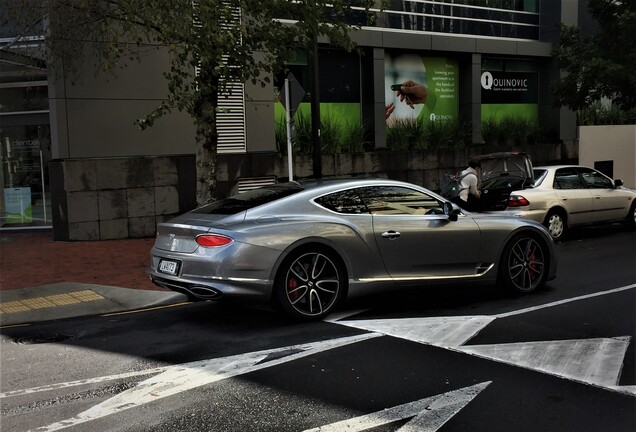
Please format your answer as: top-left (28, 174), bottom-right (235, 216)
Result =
top-left (192, 1), bottom-right (246, 154)
top-left (217, 81), bottom-right (246, 154)
top-left (237, 177), bottom-right (276, 194)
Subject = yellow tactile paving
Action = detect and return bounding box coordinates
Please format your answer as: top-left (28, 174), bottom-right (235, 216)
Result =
top-left (0, 290), bottom-right (105, 315)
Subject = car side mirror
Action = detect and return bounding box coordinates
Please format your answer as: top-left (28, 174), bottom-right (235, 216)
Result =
top-left (443, 201), bottom-right (459, 221)
top-left (614, 179), bottom-right (623, 188)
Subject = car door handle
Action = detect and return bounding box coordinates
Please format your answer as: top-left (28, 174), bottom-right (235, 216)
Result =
top-left (595, 196), bottom-right (601, 199)
top-left (381, 230), bottom-right (401, 239)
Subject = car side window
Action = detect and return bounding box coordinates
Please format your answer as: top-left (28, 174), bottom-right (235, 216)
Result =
top-left (314, 189), bottom-right (370, 214)
top-left (554, 168), bottom-right (584, 190)
top-left (578, 168), bottom-right (613, 189)
top-left (357, 186), bottom-right (444, 215)
top-left (532, 169), bottom-right (548, 187)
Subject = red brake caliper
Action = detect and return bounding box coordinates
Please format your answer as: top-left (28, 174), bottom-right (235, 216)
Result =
top-left (288, 278), bottom-right (298, 299)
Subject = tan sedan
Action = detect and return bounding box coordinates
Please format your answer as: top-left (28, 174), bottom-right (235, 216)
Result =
top-left (503, 165), bottom-right (636, 241)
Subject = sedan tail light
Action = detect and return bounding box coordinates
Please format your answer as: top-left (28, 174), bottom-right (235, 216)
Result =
top-left (507, 195), bottom-right (530, 207)
top-left (196, 234), bottom-right (234, 247)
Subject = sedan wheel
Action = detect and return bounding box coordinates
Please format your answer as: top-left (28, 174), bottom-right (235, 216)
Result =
top-left (275, 250), bottom-right (344, 320)
top-left (500, 235), bottom-right (547, 293)
top-left (626, 202), bottom-right (636, 231)
top-left (544, 211), bottom-right (566, 241)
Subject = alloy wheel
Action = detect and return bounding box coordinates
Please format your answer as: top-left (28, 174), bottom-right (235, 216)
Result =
top-left (506, 237), bottom-right (546, 292)
top-left (284, 252), bottom-right (340, 317)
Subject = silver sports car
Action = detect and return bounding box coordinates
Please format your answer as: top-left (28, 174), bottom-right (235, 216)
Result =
top-left (150, 178), bottom-right (557, 320)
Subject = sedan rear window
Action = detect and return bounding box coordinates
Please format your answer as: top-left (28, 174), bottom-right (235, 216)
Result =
top-left (192, 183), bottom-right (304, 214)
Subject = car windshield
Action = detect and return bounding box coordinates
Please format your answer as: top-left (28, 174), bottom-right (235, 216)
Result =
top-left (532, 169), bottom-right (548, 187)
top-left (192, 183), bottom-right (305, 215)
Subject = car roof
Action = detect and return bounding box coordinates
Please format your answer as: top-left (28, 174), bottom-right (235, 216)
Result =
top-left (473, 151), bottom-right (529, 160)
top-left (534, 165), bottom-right (590, 170)
top-left (296, 177), bottom-right (416, 192)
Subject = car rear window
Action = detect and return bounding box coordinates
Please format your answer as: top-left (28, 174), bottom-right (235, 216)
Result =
top-left (192, 183), bottom-right (305, 215)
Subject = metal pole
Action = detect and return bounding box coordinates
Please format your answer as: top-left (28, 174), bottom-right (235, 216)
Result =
top-left (285, 78), bottom-right (294, 181)
top-left (40, 149), bottom-right (47, 223)
top-left (310, 32), bottom-right (321, 178)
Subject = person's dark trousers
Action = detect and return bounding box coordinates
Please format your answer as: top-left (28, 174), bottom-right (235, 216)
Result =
top-left (451, 196), bottom-right (480, 212)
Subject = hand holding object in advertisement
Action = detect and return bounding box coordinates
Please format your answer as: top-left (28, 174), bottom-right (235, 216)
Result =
top-left (393, 80), bottom-right (428, 109)
top-left (385, 102), bottom-right (395, 119)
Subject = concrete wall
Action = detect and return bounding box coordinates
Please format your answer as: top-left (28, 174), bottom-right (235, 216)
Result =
top-left (50, 142), bottom-right (573, 241)
top-left (48, 48), bottom-right (197, 160)
top-left (216, 142), bottom-right (573, 197)
top-left (49, 155), bottom-right (196, 241)
top-left (579, 125), bottom-right (636, 188)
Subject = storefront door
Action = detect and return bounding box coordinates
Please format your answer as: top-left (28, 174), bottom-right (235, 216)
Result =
top-left (0, 125), bottom-right (51, 227)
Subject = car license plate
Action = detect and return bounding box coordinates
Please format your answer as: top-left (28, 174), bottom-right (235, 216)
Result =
top-left (158, 259), bottom-right (179, 276)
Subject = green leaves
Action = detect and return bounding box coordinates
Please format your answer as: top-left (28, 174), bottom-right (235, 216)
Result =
top-left (552, 0), bottom-right (636, 111)
top-left (11, 0), bottom-right (373, 203)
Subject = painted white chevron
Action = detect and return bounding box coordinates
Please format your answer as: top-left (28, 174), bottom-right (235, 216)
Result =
top-left (31, 333), bottom-right (382, 432)
top-left (304, 382), bottom-right (491, 432)
top-left (460, 336), bottom-right (632, 390)
top-left (337, 316), bottom-right (495, 348)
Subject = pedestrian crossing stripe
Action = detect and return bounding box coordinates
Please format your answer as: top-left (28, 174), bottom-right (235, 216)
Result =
top-left (0, 290), bottom-right (104, 314)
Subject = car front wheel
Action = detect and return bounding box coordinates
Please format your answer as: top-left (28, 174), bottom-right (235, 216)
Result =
top-left (499, 234), bottom-right (548, 293)
top-left (544, 210), bottom-right (566, 241)
top-left (274, 249), bottom-right (345, 320)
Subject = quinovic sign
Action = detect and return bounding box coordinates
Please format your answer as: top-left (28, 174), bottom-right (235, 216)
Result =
top-left (480, 71), bottom-right (537, 104)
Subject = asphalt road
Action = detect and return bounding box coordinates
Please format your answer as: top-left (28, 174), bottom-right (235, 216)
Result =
top-left (1, 224), bottom-right (635, 432)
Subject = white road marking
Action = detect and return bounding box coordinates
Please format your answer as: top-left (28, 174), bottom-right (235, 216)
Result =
top-left (459, 337), bottom-right (634, 393)
top-left (0, 367), bottom-right (171, 399)
top-left (324, 309), bottom-right (370, 322)
top-left (303, 382), bottom-right (491, 432)
top-left (30, 333), bottom-right (381, 432)
top-left (7, 284), bottom-right (633, 431)
top-left (336, 316), bottom-right (495, 348)
top-left (495, 284), bottom-right (636, 318)
top-left (334, 284), bottom-right (636, 396)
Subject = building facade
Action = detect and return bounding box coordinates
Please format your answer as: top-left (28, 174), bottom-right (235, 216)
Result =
top-left (1, 0), bottom-right (589, 239)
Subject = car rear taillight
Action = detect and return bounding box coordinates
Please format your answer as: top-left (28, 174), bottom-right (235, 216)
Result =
top-left (507, 195), bottom-right (530, 207)
top-left (196, 234), bottom-right (233, 247)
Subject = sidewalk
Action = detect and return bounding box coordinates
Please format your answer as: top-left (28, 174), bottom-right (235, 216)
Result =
top-left (0, 231), bottom-right (187, 326)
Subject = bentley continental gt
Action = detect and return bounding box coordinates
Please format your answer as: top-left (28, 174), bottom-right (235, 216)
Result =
top-left (150, 178), bottom-right (557, 320)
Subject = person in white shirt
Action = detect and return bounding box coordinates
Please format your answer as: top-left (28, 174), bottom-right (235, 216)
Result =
top-left (453, 158), bottom-right (482, 211)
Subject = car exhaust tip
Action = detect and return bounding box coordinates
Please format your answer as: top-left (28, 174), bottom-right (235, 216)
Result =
top-left (189, 286), bottom-right (223, 300)
top-left (151, 277), bottom-right (223, 301)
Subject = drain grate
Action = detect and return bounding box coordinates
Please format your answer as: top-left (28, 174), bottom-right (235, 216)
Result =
top-left (12, 334), bottom-right (73, 344)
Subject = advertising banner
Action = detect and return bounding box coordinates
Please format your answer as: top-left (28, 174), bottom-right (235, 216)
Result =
top-left (480, 70), bottom-right (538, 121)
top-left (274, 49), bottom-right (362, 148)
top-left (385, 53), bottom-right (459, 126)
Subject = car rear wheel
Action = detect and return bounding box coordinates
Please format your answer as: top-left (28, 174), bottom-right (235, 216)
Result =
top-left (274, 248), bottom-right (345, 320)
top-left (544, 210), bottom-right (566, 241)
top-left (499, 234), bottom-right (548, 293)
top-left (625, 202), bottom-right (636, 231)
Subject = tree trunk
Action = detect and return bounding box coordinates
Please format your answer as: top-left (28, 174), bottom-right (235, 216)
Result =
top-left (194, 76), bottom-right (220, 206)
